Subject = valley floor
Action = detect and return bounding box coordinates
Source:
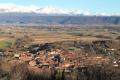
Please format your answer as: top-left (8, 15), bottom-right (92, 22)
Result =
top-left (0, 25), bottom-right (120, 80)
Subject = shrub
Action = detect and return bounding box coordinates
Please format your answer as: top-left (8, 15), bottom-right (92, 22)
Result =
top-left (10, 63), bottom-right (28, 80)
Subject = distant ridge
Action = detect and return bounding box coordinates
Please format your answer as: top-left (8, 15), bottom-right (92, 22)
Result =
top-left (0, 13), bottom-right (120, 25)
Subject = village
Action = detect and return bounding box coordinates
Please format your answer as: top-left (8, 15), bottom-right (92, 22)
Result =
top-left (2, 39), bottom-right (119, 73)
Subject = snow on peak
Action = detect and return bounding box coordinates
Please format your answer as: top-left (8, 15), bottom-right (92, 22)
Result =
top-left (0, 3), bottom-right (119, 16)
top-left (35, 6), bottom-right (68, 14)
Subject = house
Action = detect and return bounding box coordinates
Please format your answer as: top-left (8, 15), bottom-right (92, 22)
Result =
top-left (14, 54), bottom-right (20, 59)
top-left (29, 60), bottom-right (37, 66)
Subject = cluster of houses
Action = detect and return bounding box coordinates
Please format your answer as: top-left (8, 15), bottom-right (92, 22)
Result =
top-left (0, 40), bottom-right (119, 72)
top-left (13, 43), bottom-right (79, 72)
top-left (12, 41), bottom-right (120, 72)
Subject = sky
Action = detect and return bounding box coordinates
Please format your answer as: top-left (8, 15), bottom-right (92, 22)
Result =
top-left (0, 0), bottom-right (120, 14)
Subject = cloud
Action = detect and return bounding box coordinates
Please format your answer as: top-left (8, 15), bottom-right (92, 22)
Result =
top-left (0, 3), bottom-right (39, 12)
top-left (0, 3), bottom-right (72, 14)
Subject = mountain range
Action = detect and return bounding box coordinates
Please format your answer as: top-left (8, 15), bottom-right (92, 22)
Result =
top-left (0, 4), bottom-right (120, 25)
top-left (0, 12), bottom-right (119, 25)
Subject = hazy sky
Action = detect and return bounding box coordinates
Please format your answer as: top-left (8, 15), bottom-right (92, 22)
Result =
top-left (0, 0), bottom-right (119, 14)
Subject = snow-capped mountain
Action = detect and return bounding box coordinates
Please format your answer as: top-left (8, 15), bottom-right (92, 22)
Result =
top-left (0, 3), bottom-right (114, 16)
top-left (0, 3), bottom-right (120, 25)
top-left (34, 6), bottom-right (68, 14)
top-left (0, 3), bottom-right (119, 16)
top-left (0, 3), bottom-right (83, 15)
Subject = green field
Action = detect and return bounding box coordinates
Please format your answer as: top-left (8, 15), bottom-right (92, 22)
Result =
top-left (0, 39), bottom-right (15, 49)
